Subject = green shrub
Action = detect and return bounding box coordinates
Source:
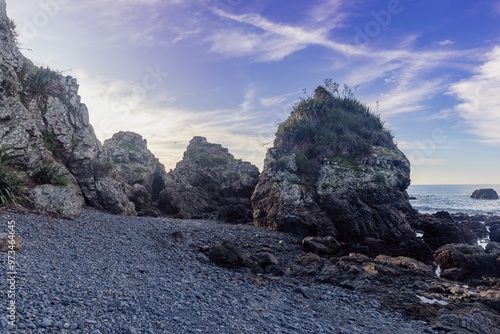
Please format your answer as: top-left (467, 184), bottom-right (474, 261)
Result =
top-left (373, 172), bottom-right (388, 187)
top-left (30, 163), bottom-right (69, 186)
top-left (42, 132), bottom-right (60, 153)
top-left (0, 152), bottom-right (29, 205)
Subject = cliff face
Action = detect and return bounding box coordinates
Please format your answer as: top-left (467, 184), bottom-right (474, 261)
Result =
top-left (0, 1), bottom-right (166, 216)
top-left (159, 136), bottom-right (260, 222)
top-left (252, 86), bottom-right (431, 262)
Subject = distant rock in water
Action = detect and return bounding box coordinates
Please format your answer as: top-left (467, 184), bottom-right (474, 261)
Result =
top-left (159, 136), bottom-right (260, 223)
top-left (251, 85), bottom-right (432, 263)
top-left (471, 188), bottom-right (499, 200)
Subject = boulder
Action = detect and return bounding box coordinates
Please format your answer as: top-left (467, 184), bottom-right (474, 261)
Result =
top-left (29, 184), bottom-right (84, 218)
top-left (159, 137), bottom-right (259, 222)
top-left (435, 244), bottom-right (499, 279)
top-left (208, 242), bottom-right (248, 268)
top-left (302, 236), bottom-right (341, 255)
top-left (407, 212), bottom-right (477, 250)
top-left (471, 188), bottom-right (499, 200)
top-left (252, 86), bottom-right (432, 263)
top-left (0, 233), bottom-right (21, 252)
top-left (490, 228), bottom-right (500, 243)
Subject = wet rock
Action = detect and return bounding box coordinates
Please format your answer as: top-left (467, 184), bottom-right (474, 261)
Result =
top-left (435, 244), bottom-right (499, 279)
top-left (490, 228), bottom-right (500, 243)
top-left (408, 212), bottom-right (477, 250)
top-left (257, 252), bottom-right (278, 267)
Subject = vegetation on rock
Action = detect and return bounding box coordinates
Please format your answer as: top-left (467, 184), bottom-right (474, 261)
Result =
top-left (0, 151), bottom-right (28, 205)
top-left (275, 81), bottom-right (394, 175)
top-left (29, 162), bottom-right (69, 186)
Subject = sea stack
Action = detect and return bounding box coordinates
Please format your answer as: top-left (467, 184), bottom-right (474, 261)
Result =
top-left (251, 85), bottom-right (432, 262)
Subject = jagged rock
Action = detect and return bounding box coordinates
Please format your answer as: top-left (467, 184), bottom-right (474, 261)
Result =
top-left (103, 131), bottom-right (167, 213)
top-left (159, 136), bottom-right (259, 222)
top-left (252, 86), bottom-right (432, 263)
top-left (435, 244), bottom-right (499, 279)
top-left (486, 242), bottom-right (500, 256)
top-left (471, 188), bottom-right (499, 200)
top-left (0, 233), bottom-right (21, 252)
top-left (407, 212), bottom-right (477, 250)
top-left (29, 184), bottom-right (84, 218)
top-left (95, 177), bottom-right (135, 215)
top-left (0, 4), bottom-right (137, 215)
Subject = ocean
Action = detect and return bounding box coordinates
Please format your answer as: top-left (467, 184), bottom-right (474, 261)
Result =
top-left (407, 184), bottom-right (500, 216)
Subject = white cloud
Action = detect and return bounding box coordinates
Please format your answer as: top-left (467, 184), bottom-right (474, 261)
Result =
top-left (437, 39), bottom-right (455, 46)
top-left (450, 46), bottom-right (500, 143)
top-left (74, 70), bottom-right (290, 170)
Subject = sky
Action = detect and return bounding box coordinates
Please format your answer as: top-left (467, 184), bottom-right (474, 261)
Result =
top-left (5, 0), bottom-right (500, 185)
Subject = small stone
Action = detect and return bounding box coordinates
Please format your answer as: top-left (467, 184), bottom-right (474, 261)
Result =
top-left (41, 318), bottom-right (52, 327)
top-left (127, 326), bottom-right (138, 334)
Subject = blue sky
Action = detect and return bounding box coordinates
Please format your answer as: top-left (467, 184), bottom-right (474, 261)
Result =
top-left (6, 0), bottom-right (500, 184)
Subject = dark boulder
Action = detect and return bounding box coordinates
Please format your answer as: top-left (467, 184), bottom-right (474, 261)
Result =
top-left (471, 188), bottom-right (499, 200)
top-left (490, 228), bottom-right (500, 243)
top-left (435, 244), bottom-right (499, 279)
top-left (408, 212), bottom-right (477, 250)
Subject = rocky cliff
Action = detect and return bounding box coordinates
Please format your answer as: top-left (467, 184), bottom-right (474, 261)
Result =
top-left (0, 1), bottom-right (166, 217)
top-left (159, 136), bottom-right (259, 222)
top-left (252, 86), bottom-right (432, 262)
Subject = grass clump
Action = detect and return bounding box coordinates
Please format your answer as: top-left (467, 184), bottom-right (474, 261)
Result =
top-left (275, 80), bottom-right (394, 174)
top-left (0, 152), bottom-right (29, 206)
top-left (30, 163), bottom-right (69, 186)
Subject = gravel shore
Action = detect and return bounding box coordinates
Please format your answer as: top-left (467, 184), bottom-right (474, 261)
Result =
top-left (1, 208), bottom-right (434, 334)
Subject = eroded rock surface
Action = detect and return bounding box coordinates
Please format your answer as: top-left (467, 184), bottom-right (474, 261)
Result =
top-left (252, 86), bottom-right (431, 263)
top-left (103, 131), bottom-right (167, 214)
top-left (159, 136), bottom-right (259, 222)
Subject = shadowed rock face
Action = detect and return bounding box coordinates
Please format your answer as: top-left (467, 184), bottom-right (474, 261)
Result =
top-left (471, 188), bottom-right (499, 200)
top-left (159, 136), bottom-right (260, 222)
top-left (103, 131), bottom-right (167, 214)
top-left (252, 86), bottom-right (432, 262)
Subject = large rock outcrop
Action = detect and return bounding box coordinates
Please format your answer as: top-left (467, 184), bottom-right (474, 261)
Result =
top-left (471, 188), bottom-right (499, 200)
top-left (252, 86), bottom-right (432, 262)
top-left (103, 131), bottom-right (167, 214)
top-left (0, 1), bottom-right (138, 216)
top-left (159, 136), bottom-right (259, 222)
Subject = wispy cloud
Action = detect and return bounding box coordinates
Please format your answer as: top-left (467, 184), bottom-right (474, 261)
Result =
top-left (450, 46), bottom-right (500, 143)
top-left (74, 70), bottom-right (291, 169)
top-left (437, 39), bottom-right (455, 46)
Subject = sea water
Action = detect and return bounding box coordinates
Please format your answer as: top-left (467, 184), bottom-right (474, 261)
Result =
top-left (407, 184), bottom-right (500, 215)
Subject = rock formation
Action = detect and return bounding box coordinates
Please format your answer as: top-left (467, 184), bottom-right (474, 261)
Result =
top-left (103, 131), bottom-right (167, 215)
top-left (159, 136), bottom-right (259, 222)
top-left (0, 2), bottom-right (167, 216)
top-left (471, 188), bottom-right (499, 200)
top-left (252, 86), bottom-right (432, 262)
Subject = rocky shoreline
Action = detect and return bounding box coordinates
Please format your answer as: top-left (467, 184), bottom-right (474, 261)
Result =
top-left (0, 207), bottom-right (436, 334)
top-left (1, 208), bottom-right (499, 334)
